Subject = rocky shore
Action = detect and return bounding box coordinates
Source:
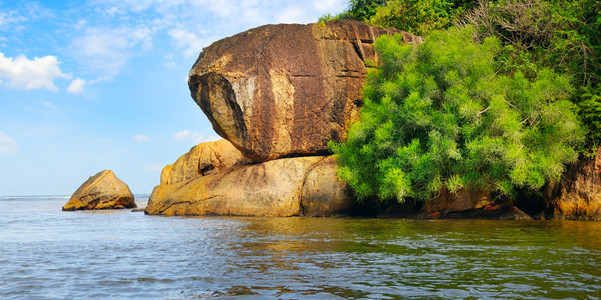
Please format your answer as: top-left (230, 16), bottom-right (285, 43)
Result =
top-left (134, 19), bottom-right (601, 220)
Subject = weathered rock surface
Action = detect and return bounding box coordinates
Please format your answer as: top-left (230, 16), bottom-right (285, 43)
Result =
top-left (380, 187), bottom-right (532, 220)
top-left (160, 139), bottom-right (247, 186)
top-left (146, 145), bottom-right (354, 216)
top-left (147, 138), bottom-right (530, 219)
top-left (63, 170), bottom-right (136, 211)
top-left (301, 156), bottom-right (354, 216)
top-left (189, 20), bottom-right (421, 161)
top-left (146, 156), bottom-right (324, 216)
top-left (543, 149), bottom-right (601, 220)
top-left (421, 187), bottom-right (493, 216)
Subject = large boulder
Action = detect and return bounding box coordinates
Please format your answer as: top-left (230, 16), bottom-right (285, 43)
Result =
top-left (146, 149), bottom-right (354, 217)
top-left (160, 139), bottom-right (247, 185)
top-left (63, 170), bottom-right (136, 211)
top-left (188, 20), bottom-right (421, 161)
top-left (146, 156), bottom-right (324, 216)
top-left (543, 149), bottom-right (601, 220)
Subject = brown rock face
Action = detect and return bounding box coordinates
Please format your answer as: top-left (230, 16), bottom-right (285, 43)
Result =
top-left (160, 139), bottom-right (247, 186)
top-left (146, 156), bottom-right (324, 216)
top-left (301, 156), bottom-right (354, 216)
top-left (544, 149), bottom-right (601, 220)
top-left (63, 170), bottom-right (136, 211)
top-left (421, 188), bottom-right (531, 220)
top-left (421, 187), bottom-right (493, 215)
top-left (189, 20), bottom-right (421, 161)
top-left (146, 143), bottom-right (354, 216)
top-left (379, 187), bottom-right (531, 220)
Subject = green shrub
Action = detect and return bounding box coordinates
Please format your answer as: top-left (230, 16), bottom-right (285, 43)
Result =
top-left (368, 0), bottom-right (463, 35)
top-left (330, 26), bottom-right (584, 204)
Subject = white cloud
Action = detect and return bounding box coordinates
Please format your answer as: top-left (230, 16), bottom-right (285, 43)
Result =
top-left (203, 135), bottom-right (221, 143)
top-left (133, 135), bottom-right (150, 142)
top-left (0, 9), bottom-right (26, 28)
top-left (67, 78), bottom-right (86, 94)
top-left (143, 163), bottom-right (164, 172)
top-left (0, 131), bottom-right (17, 154)
top-left (312, 0), bottom-right (347, 12)
top-left (173, 130), bottom-right (213, 144)
top-left (275, 7), bottom-right (305, 24)
top-left (69, 27), bottom-right (154, 79)
top-left (68, 0), bottom-right (350, 78)
top-left (0, 53), bottom-right (71, 91)
top-left (168, 29), bottom-right (212, 59)
top-left (174, 130), bottom-right (202, 142)
top-left (39, 101), bottom-right (57, 109)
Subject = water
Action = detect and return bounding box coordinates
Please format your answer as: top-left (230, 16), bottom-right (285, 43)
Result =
top-left (1, 196), bottom-right (600, 299)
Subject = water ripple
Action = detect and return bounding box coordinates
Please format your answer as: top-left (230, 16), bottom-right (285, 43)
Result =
top-left (1, 199), bottom-right (601, 299)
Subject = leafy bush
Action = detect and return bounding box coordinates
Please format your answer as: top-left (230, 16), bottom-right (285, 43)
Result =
top-left (460, 0), bottom-right (601, 156)
top-left (368, 0), bottom-right (466, 36)
top-left (319, 0), bottom-right (387, 22)
top-left (330, 27), bottom-right (584, 203)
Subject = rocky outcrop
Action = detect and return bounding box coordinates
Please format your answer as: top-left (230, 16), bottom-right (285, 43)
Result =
top-left (189, 20), bottom-right (421, 161)
top-left (145, 141), bottom-right (353, 217)
top-left (160, 139), bottom-right (248, 186)
top-left (543, 149), bottom-right (601, 220)
top-left (63, 170), bottom-right (136, 211)
top-left (421, 187), bottom-right (493, 215)
top-left (146, 155), bottom-right (354, 217)
top-left (379, 187), bottom-right (531, 220)
top-left (147, 156), bottom-right (321, 216)
top-left (149, 20), bottom-right (537, 220)
top-left (301, 156), bottom-right (354, 216)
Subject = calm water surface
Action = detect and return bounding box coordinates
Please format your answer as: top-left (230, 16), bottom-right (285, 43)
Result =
top-left (1, 196), bottom-right (600, 299)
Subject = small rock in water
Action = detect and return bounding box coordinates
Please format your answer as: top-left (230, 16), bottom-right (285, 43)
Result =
top-left (62, 170), bottom-right (136, 211)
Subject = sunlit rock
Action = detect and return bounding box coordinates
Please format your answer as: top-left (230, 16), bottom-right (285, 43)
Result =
top-left (188, 20), bottom-right (421, 161)
top-left (63, 170), bottom-right (136, 211)
top-left (544, 148), bottom-right (601, 220)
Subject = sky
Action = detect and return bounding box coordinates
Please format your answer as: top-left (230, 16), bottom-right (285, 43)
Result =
top-left (0, 0), bottom-right (347, 196)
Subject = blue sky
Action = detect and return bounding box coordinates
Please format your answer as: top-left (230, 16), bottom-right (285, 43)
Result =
top-left (0, 0), bottom-right (347, 195)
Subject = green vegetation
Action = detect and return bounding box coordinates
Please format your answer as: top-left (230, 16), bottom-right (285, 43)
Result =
top-left (461, 0), bottom-right (601, 155)
top-left (330, 27), bottom-right (583, 203)
top-left (324, 0), bottom-right (600, 204)
top-left (319, 0), bottom-right (386, 22)
top-left (368, 0), bottom-right (472, 36)
top-left (320, 0), bottom-right (475, 35)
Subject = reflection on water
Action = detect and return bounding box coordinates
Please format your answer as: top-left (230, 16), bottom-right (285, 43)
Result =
top-left (0, 196), bottom-right (600, 299)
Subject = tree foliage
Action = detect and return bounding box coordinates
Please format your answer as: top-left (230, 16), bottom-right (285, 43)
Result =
top-left (330, 27), bottom-right (584, 203)
top-left (320, 0), bottom-right (476, 35)
top-left (319, 0), bottom-right (387, 22)
top-left (460, 0), bottom-right (601, 156)
top-left (368, 0), bottom-right (472, 36)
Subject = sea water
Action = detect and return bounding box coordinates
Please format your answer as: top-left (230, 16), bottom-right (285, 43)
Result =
top-left (1, 196), bottom-right (600, 299)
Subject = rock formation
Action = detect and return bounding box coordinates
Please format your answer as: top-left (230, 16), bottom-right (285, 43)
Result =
top-left (300, 156), bottom-right (355, 216)
top-left (188, 20), bottom-right (421, 161)
top-left (63, 170), bottom-right (136, 211)
top-left (145, 140), bottom-right (354, 216)
top-left (147, 20), bottom-right (417, 217)
top-left (161, 139), bottom-right (248, 186)
top-left (153, 17), bottom-right (601, 220)
top-left (379, 187), bottom-right (531, 220)
top-left (148, 20), bottom-right (536, 219)
top-left (543, 148), bottom-right (601, 220)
